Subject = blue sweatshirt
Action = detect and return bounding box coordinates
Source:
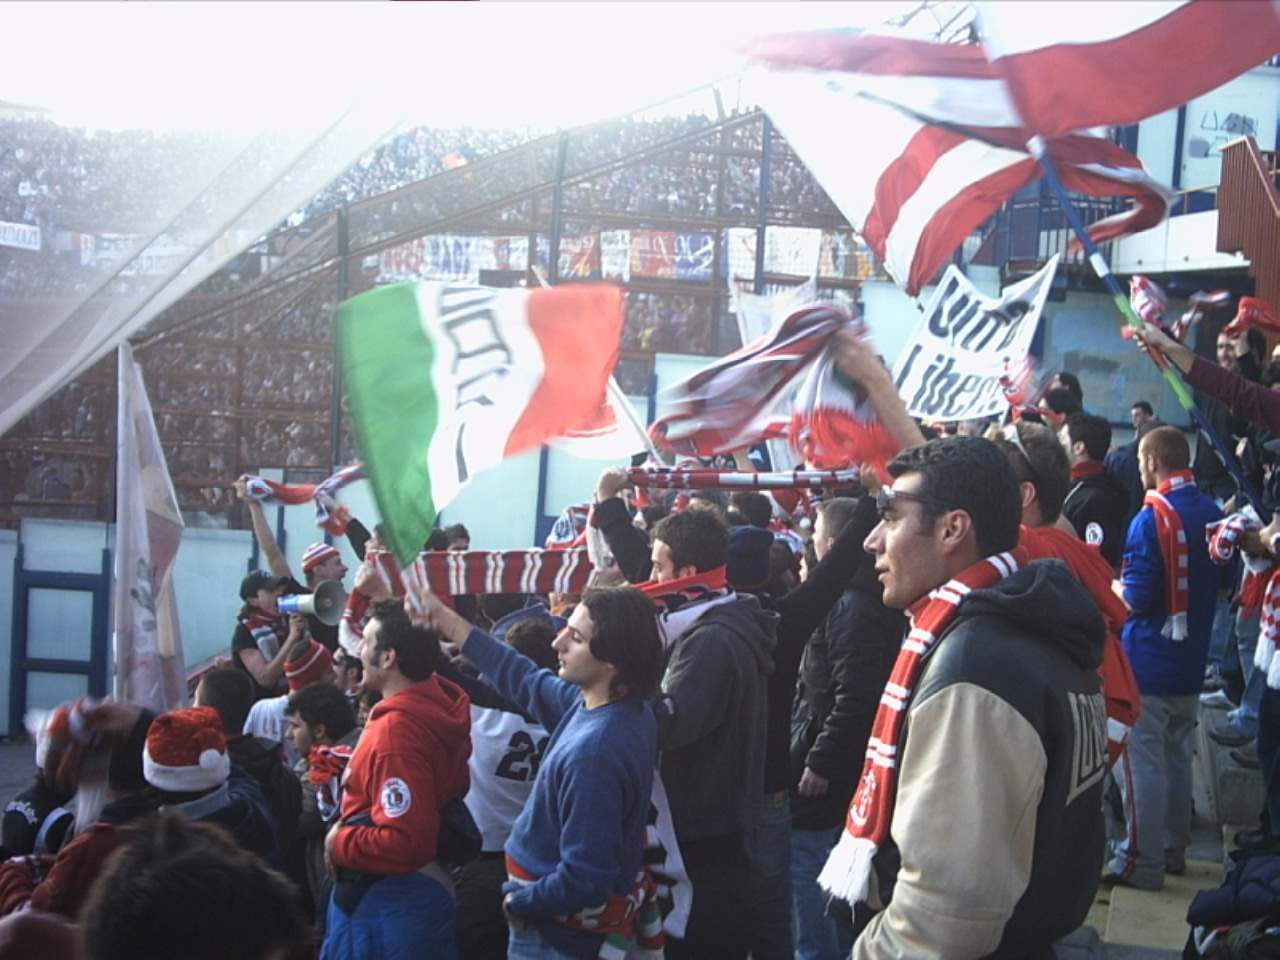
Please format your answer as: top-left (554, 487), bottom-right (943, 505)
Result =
top-left (460, 627), bottom-right (656, 926)
top-left (1120, 483), bottom-right (1225, 696)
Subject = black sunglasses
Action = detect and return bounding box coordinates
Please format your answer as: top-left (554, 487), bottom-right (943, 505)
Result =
top-left (874, 486), bottom-right (948, 518)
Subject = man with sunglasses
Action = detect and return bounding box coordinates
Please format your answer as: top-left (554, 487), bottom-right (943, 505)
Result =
top-left (820, 429), bottom-right (1107, 958)
top-left (817, 332), bottom-right (1111, 957)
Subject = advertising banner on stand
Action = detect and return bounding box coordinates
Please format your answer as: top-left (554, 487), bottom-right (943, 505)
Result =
top-left (600, 230), bottom-right (631, 282)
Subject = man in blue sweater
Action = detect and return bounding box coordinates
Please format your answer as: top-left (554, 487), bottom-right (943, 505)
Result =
top-left (413, 585), bottom-right (664, 960)
top-left (1106, 426), bottom-right (1226, 890)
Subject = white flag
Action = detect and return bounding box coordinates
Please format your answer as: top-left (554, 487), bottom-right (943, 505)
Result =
top-left (114, 343), bottom-right (187, 711)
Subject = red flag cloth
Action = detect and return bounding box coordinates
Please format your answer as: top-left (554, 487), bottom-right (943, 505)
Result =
top-left (745, 35), bottom-right (1171, 294)
top-left (1223, 297), bottom-right (1280, 338)
top-left (651, 303), bottom-right (896, 473)
top-left (979, 1), bottom-right (1280, 139)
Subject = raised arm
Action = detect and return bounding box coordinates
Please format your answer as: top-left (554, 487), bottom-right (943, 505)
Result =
top-left (830, 326), bottom-right (926, 453)
top-left (236, 479), bottom-right (292, 580)
top-left (408, 590), bottom-right (578, 730)
top-left (1138, 322), bottom-right (1280, 436)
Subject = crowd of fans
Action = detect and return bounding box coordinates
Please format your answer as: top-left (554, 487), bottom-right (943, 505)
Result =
top-left (5, 308), bottom-right (1280, 959)
top-left (2, 104), bottom-right (871, 527)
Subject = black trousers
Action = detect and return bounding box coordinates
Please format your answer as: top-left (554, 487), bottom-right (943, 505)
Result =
top-left (664, 831), bottom-right (751, 960)
top-left (454, 853), bottom-right (509, 960)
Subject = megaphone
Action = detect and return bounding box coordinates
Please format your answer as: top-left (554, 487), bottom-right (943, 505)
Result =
top-left (279, 580), bottom-right (346, 626)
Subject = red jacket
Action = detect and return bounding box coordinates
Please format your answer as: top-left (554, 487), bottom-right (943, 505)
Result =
top-left (332, 674), bottom-right (471, 875)
top-left (1021, 524), bottom-right (1141, 761)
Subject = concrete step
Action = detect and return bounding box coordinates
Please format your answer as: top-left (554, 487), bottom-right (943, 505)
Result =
top-left (1103, 858), bottom-right (1219, 950)
top-left (1194, 702), bottom-right (1264, 826)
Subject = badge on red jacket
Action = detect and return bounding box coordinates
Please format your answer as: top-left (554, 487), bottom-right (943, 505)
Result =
top-left (381, 778), bottom-right (412, 818)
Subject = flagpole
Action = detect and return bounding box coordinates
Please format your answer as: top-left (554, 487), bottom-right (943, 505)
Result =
top-left (1026, 136), bottom-right (1263, 515)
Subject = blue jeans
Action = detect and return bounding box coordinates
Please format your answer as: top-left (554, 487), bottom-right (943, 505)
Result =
top-left (746, 791), bottom-right (793, 960)
top-left (1231, 608), bottom-right (1264, 737)
top-left (1208, 594), bottom-right (1234, 668)
top-left (321, 872), bottom-right (456, 960)
top-left (791, 826), bottom-right (853, 960)
top-left (506, 924), bottom-right (587, 959)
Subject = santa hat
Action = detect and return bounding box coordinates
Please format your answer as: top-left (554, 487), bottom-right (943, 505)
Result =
top-left (301, 542), bottom-right (340, 574)
top-left (143, 707), bottom-right (230, 794)
top-left (285, 639), bottom-right (333, 692)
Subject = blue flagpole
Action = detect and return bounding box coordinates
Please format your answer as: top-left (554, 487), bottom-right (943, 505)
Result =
top-left (1026, 136), bottom-right (1263, 515)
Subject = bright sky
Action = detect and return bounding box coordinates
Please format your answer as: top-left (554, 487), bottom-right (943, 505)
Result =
top-left (3, 2), bottom-right (926, 133)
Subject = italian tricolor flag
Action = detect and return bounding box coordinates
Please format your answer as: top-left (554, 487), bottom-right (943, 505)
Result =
top-left (337, 282), bottom-right (623, 564)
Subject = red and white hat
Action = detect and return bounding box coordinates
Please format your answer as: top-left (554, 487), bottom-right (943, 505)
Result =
top-left (301, 542), bottom-right (340, 574)
top-left (143, 707), bottom-right (230, 793)
top-left (285, 639), bottom-right (334, 692)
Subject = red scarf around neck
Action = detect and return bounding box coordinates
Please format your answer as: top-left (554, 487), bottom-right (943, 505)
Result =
top-left (1140, 469), bottom-right (1194, 641)
top-left (818, 548), bottom-right (1027, 907)
top-left (1071, 460), bottom-right (1105, 482)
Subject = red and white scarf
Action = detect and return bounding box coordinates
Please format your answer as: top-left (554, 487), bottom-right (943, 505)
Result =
top-left (627, 468), bottom-right (860, 492)
top-left (636, 566), bottom-right (736, 652)
top-left (239, 463), bottom-right (365, 536)
top-left (238, 609), bottom-right (289, 660)
top-left (1141, 470), bottom-right (1194, 641)
top-left (1206, 511), bottom-right (1280, 691)
top-left (818, 549), bottom-right (1025, 906)
top-left (404, 549), bottom-right (595, 600)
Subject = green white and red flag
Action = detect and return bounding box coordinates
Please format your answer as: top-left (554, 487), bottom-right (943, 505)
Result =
top-left (337, 281), bottom-right (623, 565)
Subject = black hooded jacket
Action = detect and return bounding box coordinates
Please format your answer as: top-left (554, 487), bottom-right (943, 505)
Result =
top-left (858, 559), bottom-right (1107, 959)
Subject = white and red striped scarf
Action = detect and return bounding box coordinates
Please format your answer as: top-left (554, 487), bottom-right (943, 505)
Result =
top-left (239, 463), bottom-right (365, 536)
top-left (649, 304), bottom-right (895, 474)
top-left (1141, 470), bottom-right (1195, 641)
top-left (627, 468), bottom-right (860, 492)
top-left (818, 548), bottom-right (1025, 906)
top-left (404, 549), bottom-right (594, 601)
top-left (238, 609), bottom-right (289, 661)
top-left (1205, 511), bottom-right (1280, 692)
top-left (636, 566), bottom-right (735, 653)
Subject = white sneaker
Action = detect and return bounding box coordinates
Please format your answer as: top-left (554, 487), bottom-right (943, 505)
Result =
top-left (1200, 689), bottom-right (1236, 708)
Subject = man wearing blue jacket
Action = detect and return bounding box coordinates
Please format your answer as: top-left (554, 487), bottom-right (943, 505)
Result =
top-left (1106, 426), bottom-right (1226, 889)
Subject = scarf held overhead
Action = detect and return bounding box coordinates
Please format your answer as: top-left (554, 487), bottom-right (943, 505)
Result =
top-left (239, 464), bottom-right (365, 536)
top-left (628, 468), bottom-right (860, 492)
top-left (404, 549), bottom-right (595, 599)
top-left (818, 549), bottom-right (1026, 907)
top-left (649, 303), bottom-right (896, 474)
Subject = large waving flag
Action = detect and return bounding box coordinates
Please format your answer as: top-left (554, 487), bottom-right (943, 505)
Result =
top-left (651, 301), bottom-right (898, 474)
top-left (115, 343), bottom-right (187, 711)
top-left (338, 282), bottom-right (622, 564)
top-left (744, 66), bottom-right (1168, 294)
top-left (978, 2), bottom-right (1280, 138)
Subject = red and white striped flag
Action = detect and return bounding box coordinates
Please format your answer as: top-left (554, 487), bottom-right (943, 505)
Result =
top-left (978, 2), bottom-right (1280, 138)
top-left (743, 61), bottom-right (1169, 295)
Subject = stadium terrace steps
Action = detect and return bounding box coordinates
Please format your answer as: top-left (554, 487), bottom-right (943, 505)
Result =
top-left (1196, 700), bottom-right (1266, 827)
